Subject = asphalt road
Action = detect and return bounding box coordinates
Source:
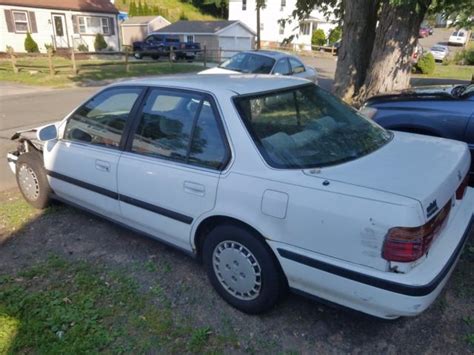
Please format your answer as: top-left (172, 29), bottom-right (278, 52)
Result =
top-left (0, 84), bottom-right (98, 191)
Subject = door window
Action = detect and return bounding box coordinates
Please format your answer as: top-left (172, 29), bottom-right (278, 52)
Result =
top-left (131, 90), bottom-right (201, 162)
top-left (64, 87), bottom-right (142, 148)
top-left (54, 16), bottom-right (64, 36)
top-left (273, 58), bottom-right (291, 75)
top-left (189, 101), bottom-right (227, 169)
top-left (289, 58), bottom-right (305, 74)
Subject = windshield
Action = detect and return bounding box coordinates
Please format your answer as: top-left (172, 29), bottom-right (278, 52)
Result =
top-left (431, 46), bottom-right (446, 52)
top-left (234, 85), bottom-right (392, 169)
top-left (219, 53), bottom-right (275, 74)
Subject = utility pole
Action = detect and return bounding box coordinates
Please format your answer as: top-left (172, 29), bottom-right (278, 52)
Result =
top-left (256, 0), bottom-right (265, 50)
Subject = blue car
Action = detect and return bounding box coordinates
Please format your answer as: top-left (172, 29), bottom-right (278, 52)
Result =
top-left (363, 82), bottom-right (474, 177)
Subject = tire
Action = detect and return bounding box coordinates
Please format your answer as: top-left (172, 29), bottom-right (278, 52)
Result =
top-left (151, 55), bottom-right (160, 60)
top-left (203, 224), bottom-right (285, 314)
top-left (16, 151), bottom-right (51, 209)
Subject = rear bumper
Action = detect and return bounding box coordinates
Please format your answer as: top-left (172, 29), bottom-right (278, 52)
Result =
top-left (269, 188), bottom-right (474, 319)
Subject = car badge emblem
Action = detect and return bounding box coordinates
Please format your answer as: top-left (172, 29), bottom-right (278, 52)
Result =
top-left (426, 200), bottom-right (438, 218)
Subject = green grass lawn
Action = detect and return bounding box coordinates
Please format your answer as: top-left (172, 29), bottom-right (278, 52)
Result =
top-left (0, 256), bottom-right (235, 353)
top-left (414, 64), bottom-right (474, 81)
top-left (0, 57), bottom-right (204, 87)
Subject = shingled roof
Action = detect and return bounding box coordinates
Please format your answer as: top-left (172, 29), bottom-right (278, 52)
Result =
top-left (0, 0), bottom-right (119, 14)
top-left (156, 20), bottom-right (240, 34)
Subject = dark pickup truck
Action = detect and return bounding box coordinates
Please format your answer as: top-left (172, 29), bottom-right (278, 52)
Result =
top-left (133, 34), bottom-right (200, 61)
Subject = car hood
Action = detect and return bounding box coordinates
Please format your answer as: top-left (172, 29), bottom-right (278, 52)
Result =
top-left (199, 67), bottom-right (241, 75)
top-left (304, 132), bottom-right (470, 222)
top-left (364, 85), bottom-right (458, 105)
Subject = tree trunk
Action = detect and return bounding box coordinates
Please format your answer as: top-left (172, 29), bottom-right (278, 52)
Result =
top-left (333, 0), bottom-right (379, 102)
top-left (355, 0), bottom-right (431, 103)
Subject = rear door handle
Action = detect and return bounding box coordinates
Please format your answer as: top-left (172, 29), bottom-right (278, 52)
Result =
top-left (183, 181), bottom-right (205, 196)
top-left (95, 160), bottom-right (110, 172)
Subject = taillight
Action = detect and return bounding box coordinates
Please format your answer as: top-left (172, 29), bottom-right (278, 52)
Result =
top-left (456, 173), bottom-right (469, 200)
top-left (382, 202), bottom-right (451, 262)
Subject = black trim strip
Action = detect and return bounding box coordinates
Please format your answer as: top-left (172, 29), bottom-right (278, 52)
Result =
top-left (277, 216), bottom-right (474, 297)
top-left (119, 194), bottom-right (193, 224)
top-left (46, 170), bottom-right (193, 224)
top-left (47, 170), bottom-right (118, 199)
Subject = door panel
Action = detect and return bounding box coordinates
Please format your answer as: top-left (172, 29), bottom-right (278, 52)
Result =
top-left (46, 87), bottom-right (144, 218)
top-left (117, 89), bottom-right (229, 250)
top-left (52, 14), bottom-right (68, 48)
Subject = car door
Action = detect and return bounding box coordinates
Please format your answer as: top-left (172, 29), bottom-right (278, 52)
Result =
top-left (117, 88), bottom-right (230, 251)
top-left (44, 86), bottom-right (145, 218)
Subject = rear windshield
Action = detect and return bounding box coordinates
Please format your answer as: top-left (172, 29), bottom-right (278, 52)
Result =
top-left (431, 46), bottom-right (446, 51)
top-left (219, 53), bottom-right (275, 74)
top-left (234, 85), bottom-right (392, 169)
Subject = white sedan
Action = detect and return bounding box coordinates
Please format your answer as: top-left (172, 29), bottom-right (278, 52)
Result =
top-left (448, 29), bottom-right (469, 46)
top-left (7, 75), bottom-right (474, 319)
top-left (429, 44), bottom-right (449, 61)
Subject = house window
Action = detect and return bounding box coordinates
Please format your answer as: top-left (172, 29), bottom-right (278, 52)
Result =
top-left (242, 0), bottom-right (247, 11)
top-left (279, 23), bottom-right (285, 35)
top-left (13, 11), bottom-right (29, 32)
top-left (78, 16), bottom-right (111, 35)
top-left (185, 34), bottom-right (195, 43)
top-left (300, 23), bottom-right (310, 35)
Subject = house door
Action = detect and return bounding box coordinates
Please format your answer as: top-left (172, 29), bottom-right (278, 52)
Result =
top-left (52, 14), bottom-right (68, 48)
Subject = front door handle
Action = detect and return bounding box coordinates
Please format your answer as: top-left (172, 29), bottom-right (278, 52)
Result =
top-left (183, 181), bottom-right (205, 196)
top-left (95, 160), bottom-right (110, 172)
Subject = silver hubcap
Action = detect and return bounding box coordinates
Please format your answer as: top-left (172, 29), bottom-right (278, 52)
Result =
top-left (213, 241), bottom-right (262, 300)
top-left (18, 164), bottom-right (40, 201)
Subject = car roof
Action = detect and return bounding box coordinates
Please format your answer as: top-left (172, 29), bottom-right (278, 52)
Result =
top-left (117, 74), bottom-right (310, 95)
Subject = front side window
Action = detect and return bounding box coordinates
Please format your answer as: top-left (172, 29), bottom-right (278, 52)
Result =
top-left (289, 57), bottom-right (305, 74)
top-left (234, 85), bottom-right (392, 169)
top-left (273, 58), bottom-right (291, 75)
top-left (64, 88), bottom-right (142, 148)
top-left (13, 11), bottom-right (29, 32)
top-left (131, 90), bottom-right (228, 169)
top-left (220, 53), bottom-right (275, 74)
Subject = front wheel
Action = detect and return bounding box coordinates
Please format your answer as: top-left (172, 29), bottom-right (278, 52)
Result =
top-left (203, 224), bottom-right (286, 314)
top-left (16, 152), bottom-right (51, 209)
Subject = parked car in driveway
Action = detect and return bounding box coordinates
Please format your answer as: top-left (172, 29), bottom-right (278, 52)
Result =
top-left (200, 50), bottom-right (318, 83)
top-left (448, 29), bottom-right (469, 46)
top-left (7, 75), bottom-right (474, 319)
top-left (429, 44), bottom-right (449, 62)
top-left (362, 83), bottom-right (474, 177)
top-left (133, 34), bottom-right (200, 61)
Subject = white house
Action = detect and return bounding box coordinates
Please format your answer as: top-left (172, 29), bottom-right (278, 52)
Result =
top-left (228, 0), bottom-right (337, 50)
top-left (0, 0), bottom-right (120, 53)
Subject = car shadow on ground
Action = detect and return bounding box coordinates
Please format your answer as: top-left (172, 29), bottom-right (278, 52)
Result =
top-left (0, 193), bottom-right (473, 353)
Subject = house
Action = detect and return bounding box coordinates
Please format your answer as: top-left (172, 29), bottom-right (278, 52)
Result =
top-left (121, 15), bottom-right (170, 46)
top-left (0, 0), bottom-right (120, 53)
top-left (228, 0), bottom-right (337, 50)
top-left (155, 20), bottom-right (256, 60)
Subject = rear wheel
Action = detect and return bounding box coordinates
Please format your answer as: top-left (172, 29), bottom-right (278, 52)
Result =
top-left (203, 224), bottom-right (285, 314)
top-left (16, 151), bottom-right (51, 209)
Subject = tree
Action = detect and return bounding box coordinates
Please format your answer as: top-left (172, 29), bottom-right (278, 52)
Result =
top-left (94, 33), bottom-right (108, 51)
top-left (24, 32), bottom-right (39, 53)
top-left (129, 1), bottom-right (137, 16)
top-left (137, 1), bottom-right (143, 16)
top-left (328, 27), bottom-right (342, 44)
top-left (311, 29), bottom-right (326, 46)
top-left (143, 2), bottom-right (150, 15)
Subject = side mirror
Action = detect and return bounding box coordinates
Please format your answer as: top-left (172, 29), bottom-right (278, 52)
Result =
top-left (36, 124), bottom-right (58, 141)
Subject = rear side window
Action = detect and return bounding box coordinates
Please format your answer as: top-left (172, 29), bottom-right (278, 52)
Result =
top-left (64, 87), bottom-right (142, 148)
top-left (131, 89), bottom-right (228, 169)
top-left (131, 90), bottom-right (200, 162)
top-left (273, 58), bottom-right (291, 75)
top-left (189, 101), bottom-right (227, 169)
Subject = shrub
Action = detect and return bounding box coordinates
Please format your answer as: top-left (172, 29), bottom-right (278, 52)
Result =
top-left (24, 33), bottom-right (39, 53)
top-left (454, 48), bottom-right (474, 65)
top-left (328, 27), bottom-right (342, 44)
top-left (416, 53), bottom-right (435, 74)
top-left (179, 11), bottom-right (188, 20)
top-left (77, 43), bottom-right (89, 52)
top-left (311, 29), bottom-right (326, 46)
top-left (94, 33), bottom-right (107, 52)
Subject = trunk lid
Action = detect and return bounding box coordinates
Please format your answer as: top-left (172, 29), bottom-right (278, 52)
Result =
top-left (305, 132), bottom-right (470, 222)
